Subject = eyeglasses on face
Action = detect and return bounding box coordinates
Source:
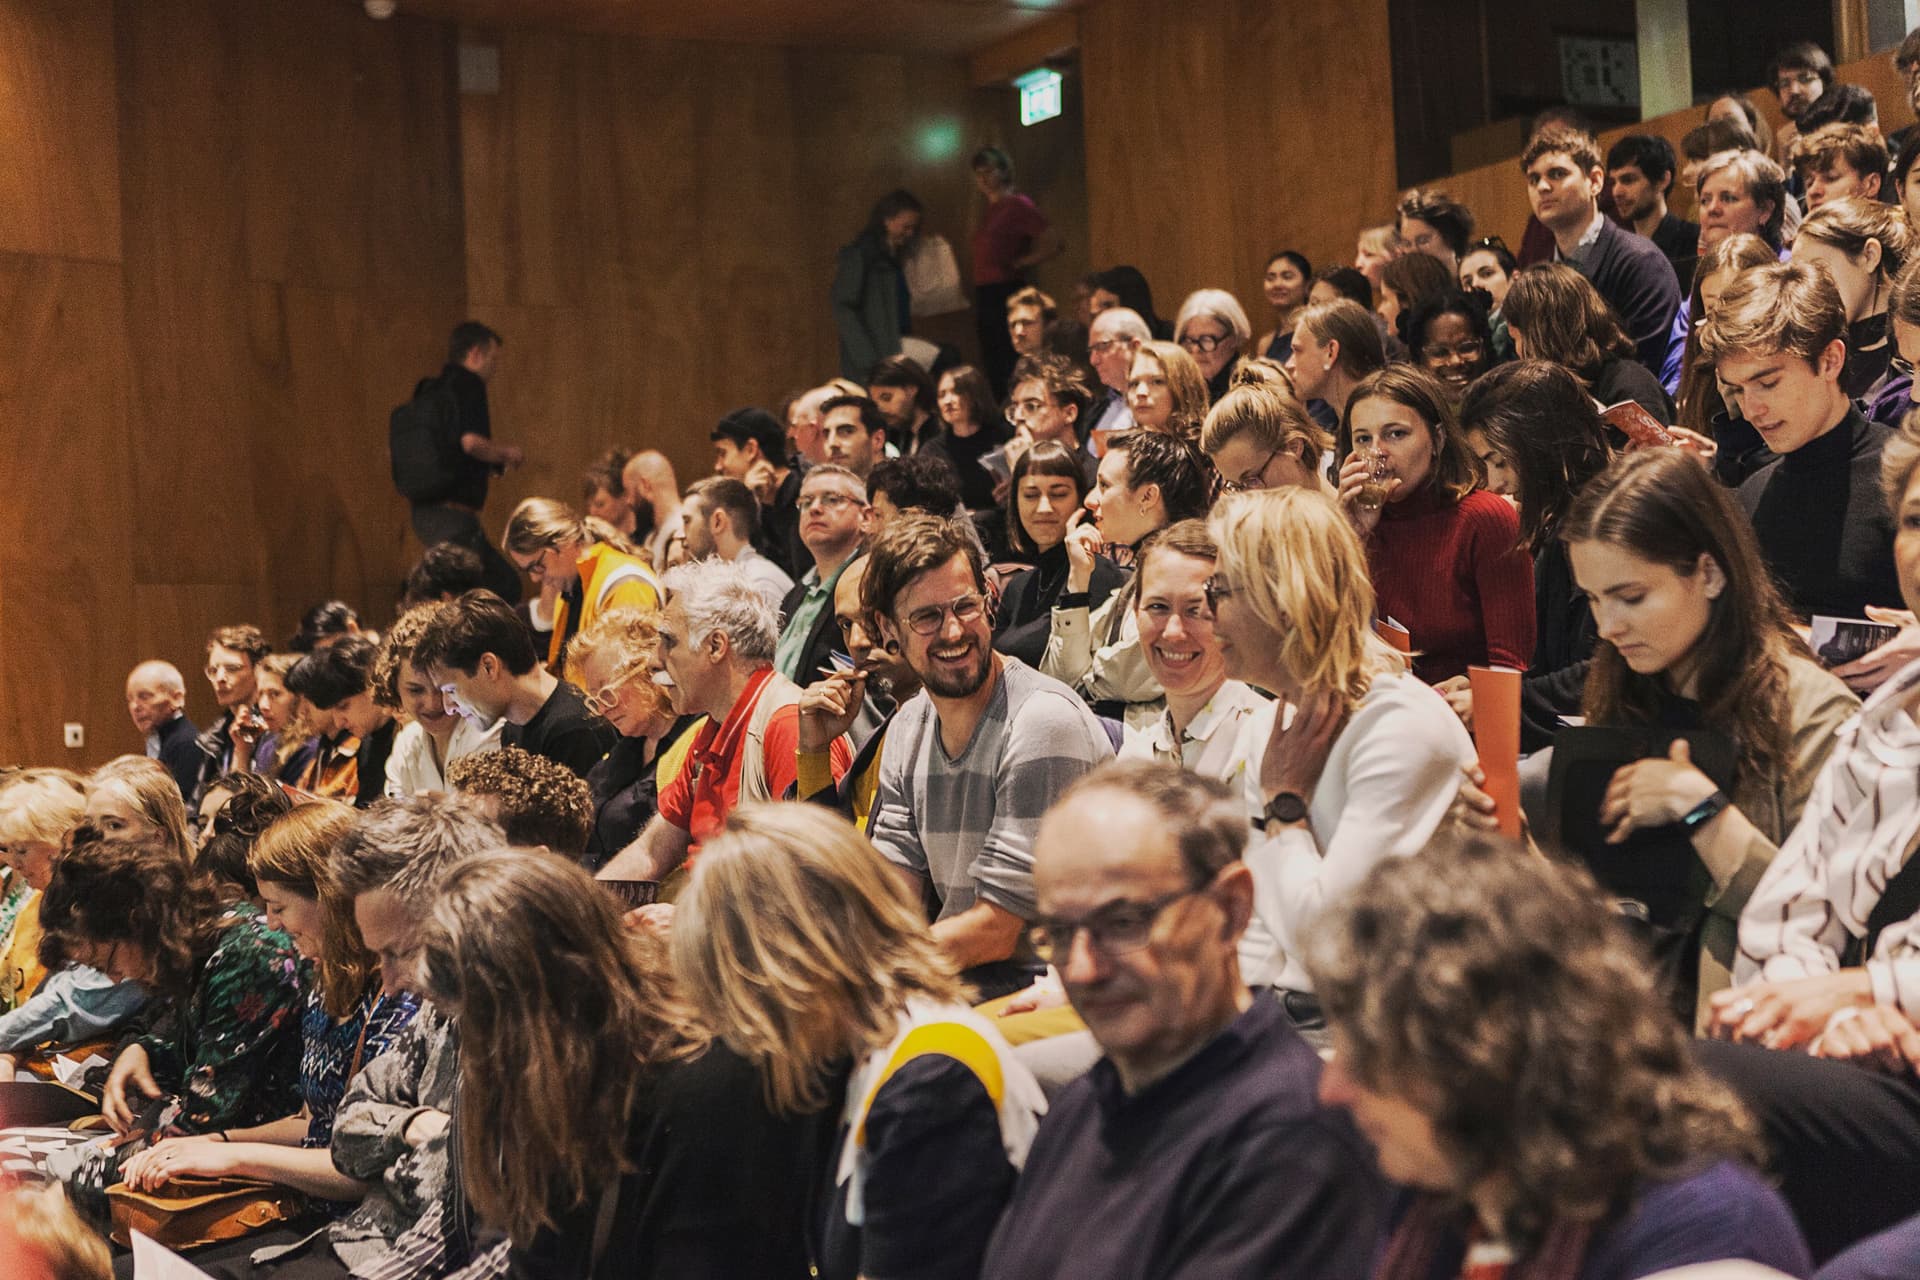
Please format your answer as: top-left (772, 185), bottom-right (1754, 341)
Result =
top-left (901, 592), bottom-right (988, 636)
top-left (1420, 339), bottom-right (1485, 364)
top-left (1088, 338), bottom-right (1137, 356)
top-left (1027, 884), bottom-right (1207, 963)
top-left (1201, 575), bottom-right (1237, 614)
top-left (1179, 332), bottom-right (1230, 354)
top-left (584, 662), bottom-right (647, 717)
top-left (798, 491), bottom-right (859, 512)
top-left (1219, 448), bottom-right (1282, 495)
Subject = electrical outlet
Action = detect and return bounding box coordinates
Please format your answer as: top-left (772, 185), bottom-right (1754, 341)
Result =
top-left (63, 723), bottom-right (85, 749)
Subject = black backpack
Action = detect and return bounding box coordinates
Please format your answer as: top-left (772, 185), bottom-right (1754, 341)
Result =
top-left (389, 375), bottom-right (462, 503)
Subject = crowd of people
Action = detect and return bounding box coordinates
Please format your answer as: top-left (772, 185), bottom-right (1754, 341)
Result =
top-left (14, 30), bottom-right (1920, 1280)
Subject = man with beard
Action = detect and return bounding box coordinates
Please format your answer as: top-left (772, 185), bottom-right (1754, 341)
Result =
top-left (864, 514), bottom-right (1114, 999)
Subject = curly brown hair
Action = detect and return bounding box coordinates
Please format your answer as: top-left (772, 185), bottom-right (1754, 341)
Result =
top-left (38, 827), bottom-right (226, 999)
top-left (1305, 832), bottom-right (1761, 1249)
top-left (446, 747), bottom-right (594, 858)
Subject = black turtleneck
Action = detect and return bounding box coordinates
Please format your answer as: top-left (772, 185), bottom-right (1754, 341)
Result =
top-left (1737, 406), bottom-right (1902, 619)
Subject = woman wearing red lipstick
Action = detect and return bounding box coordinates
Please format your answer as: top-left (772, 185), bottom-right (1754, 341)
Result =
top-left (1559, 449), bottom-right (1855, 1027)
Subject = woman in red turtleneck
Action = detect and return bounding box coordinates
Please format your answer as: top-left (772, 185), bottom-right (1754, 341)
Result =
top-left (1335, 364), bottom-right (1535, 684)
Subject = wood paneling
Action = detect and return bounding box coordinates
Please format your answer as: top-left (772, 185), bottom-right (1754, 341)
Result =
top-left (0, 2), bottom-right (121, 262)
top-left (1417, 49), bottom-right (1918, 257)
top-left (0, 252), bottom-right (134, 763)
top-left (1082, 0), bottom-right (1398, 323)
top-left (0, 0), bottom-right (466, 768)
top-left (459, 29), bottom-right (978, 504)
top-left (365, 0), bottom-right (1083, 56)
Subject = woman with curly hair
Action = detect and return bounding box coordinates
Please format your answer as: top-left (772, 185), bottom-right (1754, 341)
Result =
top-left (38, 827), bottom-right (303, 1137)
top-left (1561, 449), bottom-right (1856, 1026)
top-left (376, 603), bottom-right (502, 799)
top-left (118, 803), bottom-right (417, 1210)
top-left (673, 803), bottom-right (1044, 1280)
top-left (566, 605), bottom-right (701, 868)
top-left (421, 848), bottom-right (824, 1277)
top-left (1306, 833), bottom-right (1810, 1279)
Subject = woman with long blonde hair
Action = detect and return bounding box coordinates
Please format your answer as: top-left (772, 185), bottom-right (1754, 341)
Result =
top-left (119, 802), bottom-right (417, 1211)
top-left (84, 755), bottom-right (193, 862)
top-left (674, 803), bottom-right (1044, 1280)
top-left (503, 496), bottom-right (663, 671)
top-left (1207, 487), bottom-right (1474, 1013)
top-left (419, 849), bottom-right (822, 1277)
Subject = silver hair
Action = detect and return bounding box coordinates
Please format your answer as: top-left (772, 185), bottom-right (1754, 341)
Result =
top-left (1176, 288), bottom-right (1253, 344)
top-left (1091, 307), bottom-right (1152, 343)
top-left (664, 558), bottom-right (780, 664)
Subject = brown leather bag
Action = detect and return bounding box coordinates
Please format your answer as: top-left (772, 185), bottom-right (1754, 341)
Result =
top-left (107, 1176), bottom-right (306, 1250)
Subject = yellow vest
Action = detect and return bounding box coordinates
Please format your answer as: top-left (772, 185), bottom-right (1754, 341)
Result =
top-left (547, 544), bottom-right (663, 671)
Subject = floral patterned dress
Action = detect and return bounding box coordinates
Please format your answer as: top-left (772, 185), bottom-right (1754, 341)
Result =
top-left (130, 903), bottom-right (306, 1138)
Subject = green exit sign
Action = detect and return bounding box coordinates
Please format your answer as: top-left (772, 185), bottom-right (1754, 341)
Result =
top-left (1017, 68), bottom-right (1063, 126)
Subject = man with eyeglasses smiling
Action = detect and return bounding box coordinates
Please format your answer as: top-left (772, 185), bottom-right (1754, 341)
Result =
top-left (978, 761), bottom-right (1383, 1280)
top-left (865, 513), bottom-right (1113, 999)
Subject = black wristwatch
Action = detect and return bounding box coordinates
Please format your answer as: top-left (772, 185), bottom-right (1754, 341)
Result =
top-left (1680, 789), bottom-right (1731, 831)
top-left (1264, 791), bottom-right (1309, 826)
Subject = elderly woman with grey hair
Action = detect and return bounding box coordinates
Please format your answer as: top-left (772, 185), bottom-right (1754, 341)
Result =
top-left (1174, 287), bottom-right (1254, 405)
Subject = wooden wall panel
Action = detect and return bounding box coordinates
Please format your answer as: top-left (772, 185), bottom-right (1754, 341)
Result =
top-left (460, 29), bottom-right (978, 508)
top-left (0, 2), bottom-right (121, 263)
top-left (1082, 0), bottom-right (1397, 319)
top-left (0, 253), bottom-right (133, 766)
top-left (1415, 49), bottom-right (1920, 257)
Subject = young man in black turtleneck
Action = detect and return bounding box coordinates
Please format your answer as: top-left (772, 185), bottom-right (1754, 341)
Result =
top-left (1701, 259), bottom-right (1902, 620)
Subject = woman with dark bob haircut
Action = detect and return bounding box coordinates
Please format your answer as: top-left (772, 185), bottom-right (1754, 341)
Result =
top-left (38, 827), bottom-right (303, 1138)
top-left (993, 440), bottom-right (1127, 667)
top-left (1305, 834), bottom-right (1811, 1279)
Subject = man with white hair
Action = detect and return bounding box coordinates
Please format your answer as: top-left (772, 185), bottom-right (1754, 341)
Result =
top-left (1084, 307), bottom-right (1148, 444)
top-left (125, 660), bottom-right (199, 799)
top-left (599, 559), bottom-right (851, 881)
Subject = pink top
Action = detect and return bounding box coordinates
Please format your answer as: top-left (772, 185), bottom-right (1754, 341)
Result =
top-left (972, 193), bottom-right (1049, 286)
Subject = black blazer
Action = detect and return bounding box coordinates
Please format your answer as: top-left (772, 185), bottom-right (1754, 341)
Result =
top-left (152, 714), bottom-right (203, 802)
top-left (778, 571), bottom-right (846, 688)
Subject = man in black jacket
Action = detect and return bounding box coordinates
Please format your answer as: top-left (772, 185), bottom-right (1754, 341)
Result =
top-left (409, 321), bottom-right (526, 603)
top-left (126, 660), bottom-right (200, 801)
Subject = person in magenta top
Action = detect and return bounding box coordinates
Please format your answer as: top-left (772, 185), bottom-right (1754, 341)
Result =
top-left (1335, 364), bottom-right (1535, 684)
top-left (970, 145), bottom-right (1063, 397)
